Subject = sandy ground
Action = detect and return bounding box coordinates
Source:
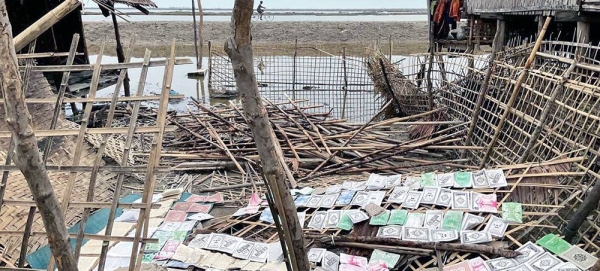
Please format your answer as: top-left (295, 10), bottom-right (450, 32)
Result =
top-left (84, 21), bottom-right (429, 56)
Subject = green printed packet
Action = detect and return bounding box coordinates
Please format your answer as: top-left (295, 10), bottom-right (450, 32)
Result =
top-left (537, 234), bottom-right (572, 255)
top-left (421, 172), bottom-right (437, 187)
top-left (387, 210), bottom-right (409, 225)
top-left (142, 253), bottom-right (156, 263)
top-left (454, 172), bottom-right (472, 188)
top-left (369, 210), bottom-right (390, 226)
top-left (370, 249), bottom-right (401, 268)
top-left (337, 211), bottom-right (354, 231)
top-left (441, 211), bottom-right (463, 231)
top-left (502, 202), bottom-right (523, 223)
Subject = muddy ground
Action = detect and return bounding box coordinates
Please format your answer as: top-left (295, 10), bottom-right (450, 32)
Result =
top-left (84, 21), bottom-right (430, 56)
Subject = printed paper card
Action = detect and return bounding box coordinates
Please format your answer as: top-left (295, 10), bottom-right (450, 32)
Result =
top-left (514, 241), bottom-right (545, 264)
top-left (336, 191), bottom-right (356, 205)
top-left (340, 253), bottom-right (368, 267)
top-left (421, 172), bottom-right (437, 187)
top-left (402, 227), bottom-right (431, 242)
top-left (348, 210), bottom-right (370, 224)
top-left (369, 249), bottom-right (400, 268)
top-left (484, 215), bottom-right (509, 238)
top-left (402, 191), bottom-right (423, 209)
top-left (268, 242), bottom-right (284, 262)
top-left (172, 202), bottom-right (194, 211)
top-left (305, 195), bottom-right (324, 208)
top-left (369, 210), bottom-right (390, 226)
top-left (436, 173), bottom-right (455, 187)
top-left (387, 210), bottom-right (408, 226)
top-left (502, 202), bottom-right (523, 223)
top-left (559, 245), bottom-right (598, 270)
top-left (204, 193), bottom-right (224, 204)
top-left (452, 191), bottom-right (470, 210)
top-left (366, 173), bottom-right (387, 190)
top-left (460, 231), bottom-right (492, 244)
top-left (404, 176), bottom-right (422, 190)
top-left (443, 261), bottom-right (473, 271)
top-left (320, 193), bottom-right (339, 208)
top-left (294, 195), bottom-right (311, 207)
top-left (322, 251), bottom-right (340, 271)
top-left (324, 210), bottom-right (342, 228)
top-left (472, 170), bottom-right (490, 188)
top-left (442, 211), bottom-right (464, 231)
top-left (436, 188), bottom-right (453, 207)
top-left (337, 211), bottom-right (354, 231)
top-left (461, 213), bottom-right (485, 231)
top-left (376, 225), bottom-right (402, 239)
top-left (307, 248), bottom-right (326, 263)
top-left (326, 185), bottom-right (342, 194)
top-left (363, 191), bottom-right (386, 208)
top-left (248, 242), bottom-right (269, 263)
top-left (232, 240), bottom-right (255, 260)
top-left (468, 257), bottom-right (492, 271)
top-left (350, 191), bottom-right (369, 206)
top-left (165, 210), bottom-right (187, 222)
top-left (388, 186), bottom-right (410, 204)
top-left (308, 211), bottom-right (327, 229)
top-left (537, 234), bottom-right (572, 255)
top-left (260, 208), bottom-right (275, 224)
top-left (485, 169), bottom-right (508, 188)
top-left (471, 192), bottom-right (498, 213)
top-left (421, 186), bottom-right (441, 205)
top-left (528, 252), bottom-right (563, 271)
top-left (384, 175), bottom-right (402, 188)
top-left (454, 172), bottom-right (473, 188)
top-left (485, 258), bottom-right (518, 271)
top-left (423, 210), bottom-right (443, 229)
top-left (405, 212), bottom-right (425, 228)
top-left (187, 203), bottom-right (213, 214)
top-left (430, 229), bottom-right (459, 242)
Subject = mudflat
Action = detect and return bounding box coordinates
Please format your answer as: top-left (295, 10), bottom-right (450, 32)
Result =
top-left (84, 20), bottom-right (429, 56)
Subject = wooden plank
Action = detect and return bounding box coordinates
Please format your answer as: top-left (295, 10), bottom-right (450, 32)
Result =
top-left (1, 200), bottom-right (160, 209)
top-left (0, 126), bottom-right (176, 138)
top-left (0, 165), bottom-right (170, 173)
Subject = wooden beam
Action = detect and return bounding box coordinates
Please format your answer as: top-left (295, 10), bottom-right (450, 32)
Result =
top-left (0, 1), bottom-right (78, 269)
top-left (19, 58), bottom-right (193, 72)
top-left (224, 1), bottom-right (309, 270)
top-left (13, 0), bottom-right (81, 51)
top-left (0, 94), bottom-right (185, 104)
top-left (0, 126), bottom-right (176, 138)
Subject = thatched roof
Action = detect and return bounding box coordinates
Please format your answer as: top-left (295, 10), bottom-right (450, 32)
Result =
top-left (93, 0), bottom-right (157, 15)
top-left (0, 72), bottom-right (117, 267)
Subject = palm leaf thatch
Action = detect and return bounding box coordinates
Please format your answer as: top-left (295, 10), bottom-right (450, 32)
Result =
top-left (93, 0), bottom-right (157, 15)
top-left (365, 50), bottom-right (430, 118)
top-left (506, 156), bottom-right (571, 204)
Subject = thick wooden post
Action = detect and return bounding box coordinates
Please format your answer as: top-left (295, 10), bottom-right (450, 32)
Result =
top-left (426, 0), bottom-right (435, 111)
top-left (197, 0), bottom-right (204, 69)
top-left (111, 13), bottom-right (131, 96)
top-left (496, 18), bottom-right (506, 51)
top-left (224, 1), bottom-right (309, 270)
top-left (0, 1), bottom-right (78, 270)
top-left (13, 0), bottom-right (80, 51)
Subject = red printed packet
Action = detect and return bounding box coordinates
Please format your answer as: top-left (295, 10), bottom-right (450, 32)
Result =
top-left (185, 194), bottom-right (206, 203)
top-left (187, 203), bottom-right (213, 214)
top-left (165, 210), bottom-right (187, 222)
top-left (444, 261), bottom-right (473, 271)
top-left (205, 193), bottom-right (224, 204)
top-left (172, 202), bottom-right (193, 211)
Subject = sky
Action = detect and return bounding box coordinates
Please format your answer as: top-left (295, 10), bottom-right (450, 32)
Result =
top-left (149, 0), bottom-right (426, 9)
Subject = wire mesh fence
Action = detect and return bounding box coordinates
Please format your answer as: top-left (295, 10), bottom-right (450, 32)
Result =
top-left (209, 45), bottom-right (383, 123)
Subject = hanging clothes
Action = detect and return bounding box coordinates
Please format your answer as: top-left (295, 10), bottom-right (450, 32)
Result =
top-left (449, 0), bottom-right (461, 22)
top-left (433, 0), bottom-right (447, 24)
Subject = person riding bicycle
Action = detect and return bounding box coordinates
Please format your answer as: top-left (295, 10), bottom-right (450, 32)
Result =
top-left (257, 1), bottom-right (266, 20)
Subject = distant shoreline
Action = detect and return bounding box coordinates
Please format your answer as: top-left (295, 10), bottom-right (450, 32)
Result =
top-left (82, 11), bottom-right (427, 16)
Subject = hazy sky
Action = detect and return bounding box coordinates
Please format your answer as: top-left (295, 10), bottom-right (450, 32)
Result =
top-left (150, 0), bottom-right (426, 9)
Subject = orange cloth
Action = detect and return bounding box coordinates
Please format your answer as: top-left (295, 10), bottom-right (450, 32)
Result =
top-left (449, 0), bottom-right (461, 22)
top-left (433, 0), bottom-right (446, 24)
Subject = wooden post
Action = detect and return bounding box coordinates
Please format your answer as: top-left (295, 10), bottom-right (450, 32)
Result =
top-left (191, 0), bottom-right (200, 68)
top-left (292, 37), bottom-right (297, 99)
top-left (576, 20), bottom-right (590, 59)
top-left (208, 40), bottom-right (213, 87)
top-left (496, 18), bottom-right (506, 52)
top-left (564, 162), bottom-right (600, 242)
top-left (111, 13), bottom-right (131, 96)
top-left (13, 0), bottom-right (80, 51)
top-left (426, 0), bottom-right (435, 111)
top-left (479, 17), bottom-right (552, 168)
top-left (197, 0), bottom-right (204, 69)
top-left (0, 1), bottom-right (78, 270)
top-left (341, 47), bottom-right (349, 119)
top-left (224, 1), bottom-right (309, 270)
top-left (388, 35), bottom-right (393, 60)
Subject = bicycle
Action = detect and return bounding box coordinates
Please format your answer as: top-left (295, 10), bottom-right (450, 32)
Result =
top-left (252, 12), bottom-right (274, 22)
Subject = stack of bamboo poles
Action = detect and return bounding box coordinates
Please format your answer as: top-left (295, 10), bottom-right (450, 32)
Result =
top-left (162, 97), bottom-right (480, 186)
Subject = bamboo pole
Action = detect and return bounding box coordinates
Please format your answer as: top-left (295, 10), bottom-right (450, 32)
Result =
top-left (111, 12), bottom-right (131, 96)
top-left (462, 20), bottom-right (502, 159)
top-left (341, 47), bottom-right (349, 119)
top-left (0, 1), bottom-right (77, 269)
top-left (13, 0), bottom-right (80, 51)
top-left (479, 17), bottom-right (552, 168)
top-left (191, 0), bottom-right (200, 68)
top-left (224, 1), bottom-right (309, 270)
top-left (198, 0), bottom-right (204, 69)
top-left (426, 0), bottom-right (435, 111)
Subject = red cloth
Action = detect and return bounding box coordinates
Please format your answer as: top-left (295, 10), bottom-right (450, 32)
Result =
top-left (433, 0), bottom-right (446, 24)
top-left (449, 0), bottom-right (461, 21)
